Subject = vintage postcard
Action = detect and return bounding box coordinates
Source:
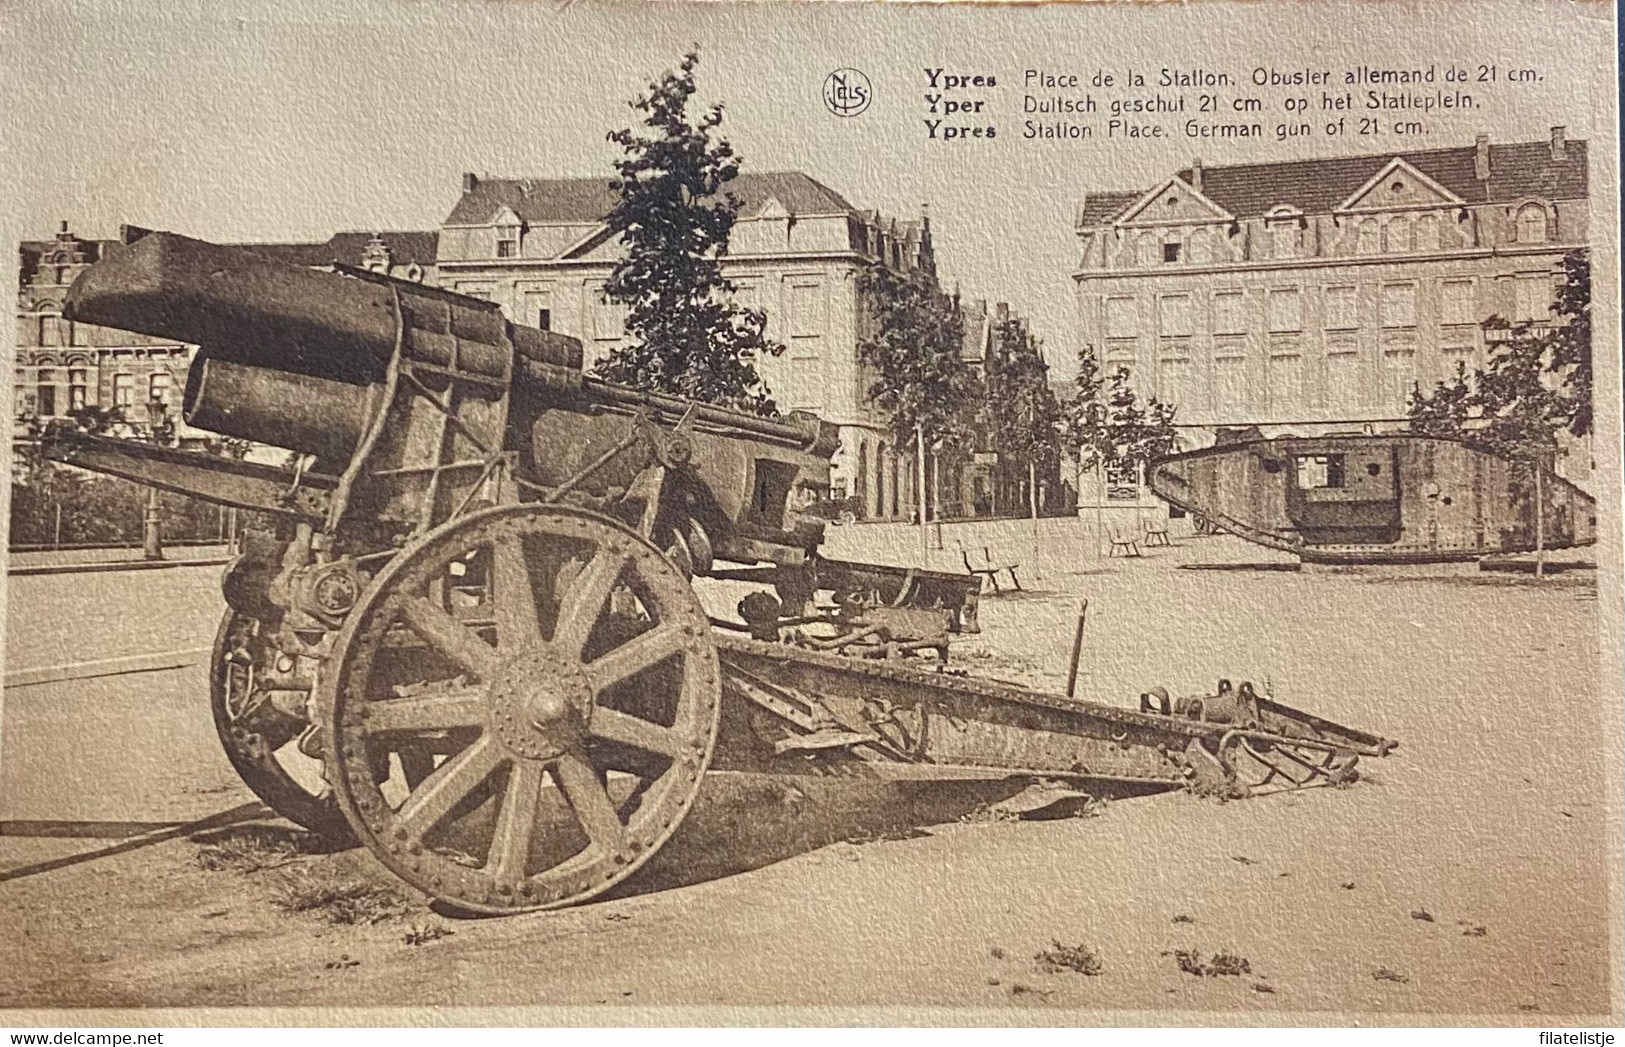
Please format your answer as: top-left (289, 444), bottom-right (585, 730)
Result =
top-left (1, 0), bottom-right (1619, 1028)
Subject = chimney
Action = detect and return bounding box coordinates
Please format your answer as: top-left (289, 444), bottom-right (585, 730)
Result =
top-left (1190, 158), bottom-right (1203, 193)
top-left (1550, 126), bottom-right (1567, 160)
top-left (462, 172), bottom-right (479, 193)
top-left (1474, 135), bottom-right (1491, 181)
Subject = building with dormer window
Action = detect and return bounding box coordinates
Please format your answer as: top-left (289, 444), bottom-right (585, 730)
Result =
top-left (436, 170), bottom-right (937, 520)
top-left (1072, 129), bottom-right (1589, 480)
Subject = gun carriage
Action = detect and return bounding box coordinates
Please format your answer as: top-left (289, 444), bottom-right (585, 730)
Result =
top-left (45, 230), bottom-right (1396, 915)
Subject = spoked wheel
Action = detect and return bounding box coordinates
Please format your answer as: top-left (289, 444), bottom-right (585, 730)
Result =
top-left (210, 610), bottom-right (350, 838)
top-left (317, 504), bottom-right (721, 914)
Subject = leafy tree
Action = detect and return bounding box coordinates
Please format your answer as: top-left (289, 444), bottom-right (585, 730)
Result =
top-left (1065, 344), bottom-right (1178, 483)
top-left (1408, 250), bottom-right (1591, 460)
top-left (857, 264), bottom-right (982, 455)
top-left (593, 50), bottom-right (783, 415)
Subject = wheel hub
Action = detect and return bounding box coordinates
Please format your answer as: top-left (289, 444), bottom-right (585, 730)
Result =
top-left (488, 646), bottom-right (594, 760)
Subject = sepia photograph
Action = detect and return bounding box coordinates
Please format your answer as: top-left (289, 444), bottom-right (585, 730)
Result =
top-left (1, 0), bottom-right (1619, 1028)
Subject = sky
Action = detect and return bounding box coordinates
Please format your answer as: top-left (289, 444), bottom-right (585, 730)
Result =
top-left (3, 0), bottom-right (1612, 383)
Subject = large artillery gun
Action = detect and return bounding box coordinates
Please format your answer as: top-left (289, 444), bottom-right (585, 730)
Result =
top-left (45, 229), bottom-right (1396, 914)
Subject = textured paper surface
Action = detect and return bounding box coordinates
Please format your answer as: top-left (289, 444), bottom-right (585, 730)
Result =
top-left (1, 0), bottom-right (1620, 1026)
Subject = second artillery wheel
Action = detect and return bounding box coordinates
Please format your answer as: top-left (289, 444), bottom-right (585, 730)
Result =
top-left (210, 610), bottom-right (350, 839)
top-left (317, 504), bottom-right (722, 914)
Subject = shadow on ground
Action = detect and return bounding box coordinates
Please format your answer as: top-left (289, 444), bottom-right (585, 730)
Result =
top-left (606, 772), bottom-right (1171, 903)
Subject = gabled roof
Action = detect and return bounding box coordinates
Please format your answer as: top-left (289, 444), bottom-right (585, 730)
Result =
top-left (1079, 138), bottom-right (1588, 225)
top-left (444, 171), bottom-right (858, 226)
top-left (1116, 175), bottom-right (1234, 224)
top-left (1334, 156), bottom-right (1465, 211)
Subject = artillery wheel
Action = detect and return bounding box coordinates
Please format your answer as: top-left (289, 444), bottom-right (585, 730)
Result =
top-left (210, 610), bottom-right (350, 839)
top-left (318, 504), bottom-right (721, 914)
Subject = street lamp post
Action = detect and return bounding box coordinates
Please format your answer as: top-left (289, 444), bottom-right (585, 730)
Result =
top-left (142, 397), bottom-right (169, 561)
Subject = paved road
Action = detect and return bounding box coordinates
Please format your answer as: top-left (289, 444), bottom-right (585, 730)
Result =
top-left (0, 536), bottom-right (1614, 1018)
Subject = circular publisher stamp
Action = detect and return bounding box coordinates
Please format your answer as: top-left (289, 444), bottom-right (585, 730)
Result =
top-left (824, 68), bottom-right (872, 117)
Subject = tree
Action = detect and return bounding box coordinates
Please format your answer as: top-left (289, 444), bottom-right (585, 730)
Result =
top-left (593, 50), bottom-right (783, 416)
top-left (1407, 250), bottom-right (1591, 460)
top-left (1065, 344), bottom-right (1178, 484)
top-left (858, 264), bottom-right (982, 456)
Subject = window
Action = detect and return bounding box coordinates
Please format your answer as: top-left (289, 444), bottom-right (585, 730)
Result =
top-left (68, 368), bottom-right (88, 411)
top-left (1212, 291), bottom-right (1245, 335)
top-left (495, 223), bottom-right (520, 258)
top-left (1267, 353), bottom-right (1303, 410)
top-left (1296, 454), bottom-right (1346, 490)
top-left (1214, 354), bottom-right (1249, 414)
top-left (1267, 288), bottom-right (1301, 333)
top-left (1380, 283), bottom-right (1416, 329)
top-left (1356, 218), bottom-right (1380, 255)
top-left (788, 280), bottom-right (826, 339)
top-left (113, 372), bottom-right (135, 408)
top-left (40, 314), bottom-right (62, 347)
top-left (536, 308), bottom-right (551, 331)
top-left (149, 372), bottom-right (173, 406)
top-left (1104, 296), bottom-right (1138, 338)
top-left (1515, 204), bottom-right (1547, 243)
top-left (1157, 355), bottom-right (1195, 410)
top-left (1440, 279), bottom-right (1476, 326)
top-left (1385, 215), bottom-right (1411, 253)
top-left (1187, 228), bottom-right (1213, 264)
top-left (1162, 240), bottom-right (1182, 263)
top-left (1270, 220), bottom-right (1298, 259)
top-left (1382, 348), bottom-right (1416, 406)
top-left (36, 369), bottom-right (58, 417)
top-left (1514, 274), bottom-right (1552, 322)
top-left (1324, 286), bottom-right (1358, 330)
top-left (589, 287), bottom-right (623, 341)
top-left (1157, 294), bottom-right (1192, 338)
top-left (1325, 352), bottom-right (1361, 411)
top-left (1415, 213), bottom-right (1440, 251)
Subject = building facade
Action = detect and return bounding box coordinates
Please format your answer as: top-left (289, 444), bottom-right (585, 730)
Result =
top-left (434, 171), bottom-right (935, 520)
top-left (13, 226), bottom-right (439, 448)
top-left (1072, 129), bottom-right (1589, 494)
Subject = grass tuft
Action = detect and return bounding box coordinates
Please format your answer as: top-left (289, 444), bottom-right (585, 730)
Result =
top-left (272, 872), bottom-right (410, 925)
top-left (1175, 950), bottom-right (1251, 977)
top-left (1034, 941), bottom-right (1103, 976)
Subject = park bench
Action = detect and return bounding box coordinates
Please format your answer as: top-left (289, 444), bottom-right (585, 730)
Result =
top-left (1142, 516), bottom-right (1172, 547)
top-left (1107, 525), bottom-right (1143, 558)
top-left (959, 542), bottom-right (1023, 593)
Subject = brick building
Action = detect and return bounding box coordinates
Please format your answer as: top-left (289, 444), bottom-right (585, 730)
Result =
top-left (1072, 128), bottom-right (1590, 501)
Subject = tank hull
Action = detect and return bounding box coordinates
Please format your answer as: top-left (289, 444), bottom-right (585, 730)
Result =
top-left (1150, 435), bottom-right (1597, 564)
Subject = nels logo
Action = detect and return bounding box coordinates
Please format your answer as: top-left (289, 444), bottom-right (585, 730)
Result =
top-left (823, 68), bottom-right (872, 117)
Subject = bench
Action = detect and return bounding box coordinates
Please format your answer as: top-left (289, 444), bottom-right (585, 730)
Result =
top-left (959, 543), bottom-right (1022, 593)
top-left (1107, 526), bottom-right (1142, 557)
top-left (1142, 516), bottom-right (1172, 547)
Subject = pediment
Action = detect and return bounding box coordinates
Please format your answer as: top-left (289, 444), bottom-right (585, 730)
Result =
top-left (490, 204), bottom-right (524, 228)
top-left (753, 195), bottom-right (791, 220)
top-left (1336, 157), bottom-right (1464, 212)
top-left (1117, 176), bottom-right (1233, 225)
